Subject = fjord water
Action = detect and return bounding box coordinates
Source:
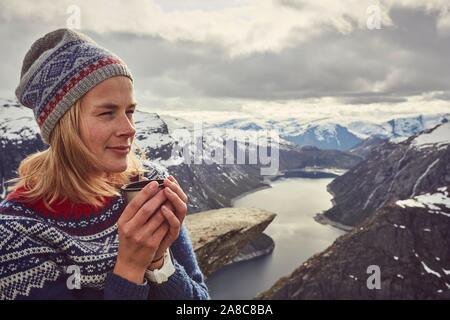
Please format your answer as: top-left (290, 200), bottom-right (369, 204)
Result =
top-left (205, 177), bottom-right (346, 299)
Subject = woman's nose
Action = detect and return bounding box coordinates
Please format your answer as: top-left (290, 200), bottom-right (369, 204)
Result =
top-left (116, 114), bottom-right (136, 138)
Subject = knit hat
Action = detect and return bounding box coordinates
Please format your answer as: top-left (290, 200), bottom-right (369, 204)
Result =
top-left (15, 28), bottom-right (133, 145)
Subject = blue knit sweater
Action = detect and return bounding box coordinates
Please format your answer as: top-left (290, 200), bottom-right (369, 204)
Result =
top-left (0, 188), bottom-right (210, 300)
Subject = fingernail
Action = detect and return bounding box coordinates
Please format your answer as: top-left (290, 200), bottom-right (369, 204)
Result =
top-left (161, 205), bottom-right (168, 212)
top-left (149, 181), bottom-right (157, 190)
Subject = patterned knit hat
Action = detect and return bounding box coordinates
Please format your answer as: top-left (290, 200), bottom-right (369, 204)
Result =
top-left (15, 28), bottom-right (133, 144)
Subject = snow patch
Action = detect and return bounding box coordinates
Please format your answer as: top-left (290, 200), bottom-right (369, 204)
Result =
top-left (363, 184), bottom-right (383, 210)
top-left (420, 261), bottom-right (441, 278)
top-left (412, 122), bottom-right (450, 149)
top-left (410, 159), bottom-right (439, 197)
top-left (396, 188), bottom-right (450, 214)
top-left (396, 199), bottom-right (426, 209)
top-left (158, 156), bottom-right (185, 167)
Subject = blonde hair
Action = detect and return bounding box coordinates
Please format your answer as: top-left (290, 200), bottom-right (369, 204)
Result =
top-left (8, 99), bottom-right (148, 211)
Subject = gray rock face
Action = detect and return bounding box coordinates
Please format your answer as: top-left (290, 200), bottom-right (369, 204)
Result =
top-left (349, 136), bottom-right (389, 159)
top-left (323, 125), bottom-right (450, 226)
top-left (278, 145), bottom-right (362, 171)
top-left (167, 163), bottom-right (268, 214)
top-left (184, 207), bottom-right (276, 278)
top-left (256, 188), bottom-right (450, 300)
top-left (226, 233), bottom-right (275, 265)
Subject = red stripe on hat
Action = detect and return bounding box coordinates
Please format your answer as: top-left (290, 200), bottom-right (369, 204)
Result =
top-left (38, 57), bottom-right (124, 127)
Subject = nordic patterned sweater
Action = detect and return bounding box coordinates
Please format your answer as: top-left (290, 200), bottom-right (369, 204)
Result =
top-left (0, 166), bottom-right (210, 300)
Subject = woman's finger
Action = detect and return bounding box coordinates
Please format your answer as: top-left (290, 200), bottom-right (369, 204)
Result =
top-left (119, 181), bottom-right (160, 224)
top-left (138, 199), bottom-right (173, 233)
top-left (168, 175), bottom-right (179, 185)
top-left (135, 210), bottom-right (166, 241)
top-left (164, 187), bottom-right (187, 222)
top-left (126, 189), bottom-right (168, 233)
top-left (163, 200), bottom-right (175, 212)
top-left (146, 201), bottom-right (178, 263)
top-left (163, 178), bottom-right (188, 203)
top-left (161, 205), bottom-right (181, 239)
top-left (146, 219), bottom-right (169, 249)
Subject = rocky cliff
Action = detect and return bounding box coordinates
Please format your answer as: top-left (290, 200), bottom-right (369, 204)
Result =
top-left (349, 136), bottom-right (389, 159)
top-left (321, 122), bottom-right (450, 227)
top-left (256, 186), bottom-right (450, 299)
top-left (257, 123), bottom-right (450, 299)
top-left (184, 207), bottom-right (276, 278)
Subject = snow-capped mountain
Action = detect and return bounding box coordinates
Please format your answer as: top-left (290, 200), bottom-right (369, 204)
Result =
top-left (283, 123), bottom-right (362, 151)
top-left (0, 99), bottom-right (39, 141)
top-left (348, 114), bottom-right (450, 141)
top-left (411, 122), bottom-right (450, 150)
top-left (213, 113), bottom-right (450, 151)
top-left (214, 118), bottom-right (364, 150)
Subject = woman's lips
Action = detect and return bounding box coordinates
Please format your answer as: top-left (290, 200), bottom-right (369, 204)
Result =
top-left (107, 146), bottom-right (130, 155)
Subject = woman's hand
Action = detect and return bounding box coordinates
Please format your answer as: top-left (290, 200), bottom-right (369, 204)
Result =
top-left (114, 180), bottom-right (170, 284)
top-left (147, 176), bottom-right (188, 270)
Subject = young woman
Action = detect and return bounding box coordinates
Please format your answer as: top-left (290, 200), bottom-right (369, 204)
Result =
top-left (0, 28), bottom-right (209, 300)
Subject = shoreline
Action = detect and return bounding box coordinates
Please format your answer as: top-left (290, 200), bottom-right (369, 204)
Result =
top-left (327, 184), bottom-right (337, 207)
top-left (314, 213), bottom-right (354, 232)
top-left (230, 184), bottom-right (272, 206)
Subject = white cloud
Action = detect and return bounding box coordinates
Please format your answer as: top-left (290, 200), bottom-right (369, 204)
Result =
top-left (2, 0), bottom-right (441, 56)
top-left (2, 0), bottom-right (450, 116)
top-left (145, 93), bottom-right (450, 124)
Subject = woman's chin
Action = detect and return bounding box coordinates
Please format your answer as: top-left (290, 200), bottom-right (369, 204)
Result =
top-left (103, 162), bottom-right (128, 173)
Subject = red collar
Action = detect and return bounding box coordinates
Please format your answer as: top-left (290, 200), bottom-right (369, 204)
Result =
top-left (6, 187), bottom-right (115, 220)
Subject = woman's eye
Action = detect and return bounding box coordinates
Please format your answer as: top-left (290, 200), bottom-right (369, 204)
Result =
top-left (99, 110), bottom-right (134, 117)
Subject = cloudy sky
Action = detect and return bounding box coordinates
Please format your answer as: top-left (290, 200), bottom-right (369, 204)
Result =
top-left (1, 0), bottom-right (450, 123)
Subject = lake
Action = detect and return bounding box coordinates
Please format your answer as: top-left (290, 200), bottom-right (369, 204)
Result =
top-left (205, 177), bottom-right (346, 300)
